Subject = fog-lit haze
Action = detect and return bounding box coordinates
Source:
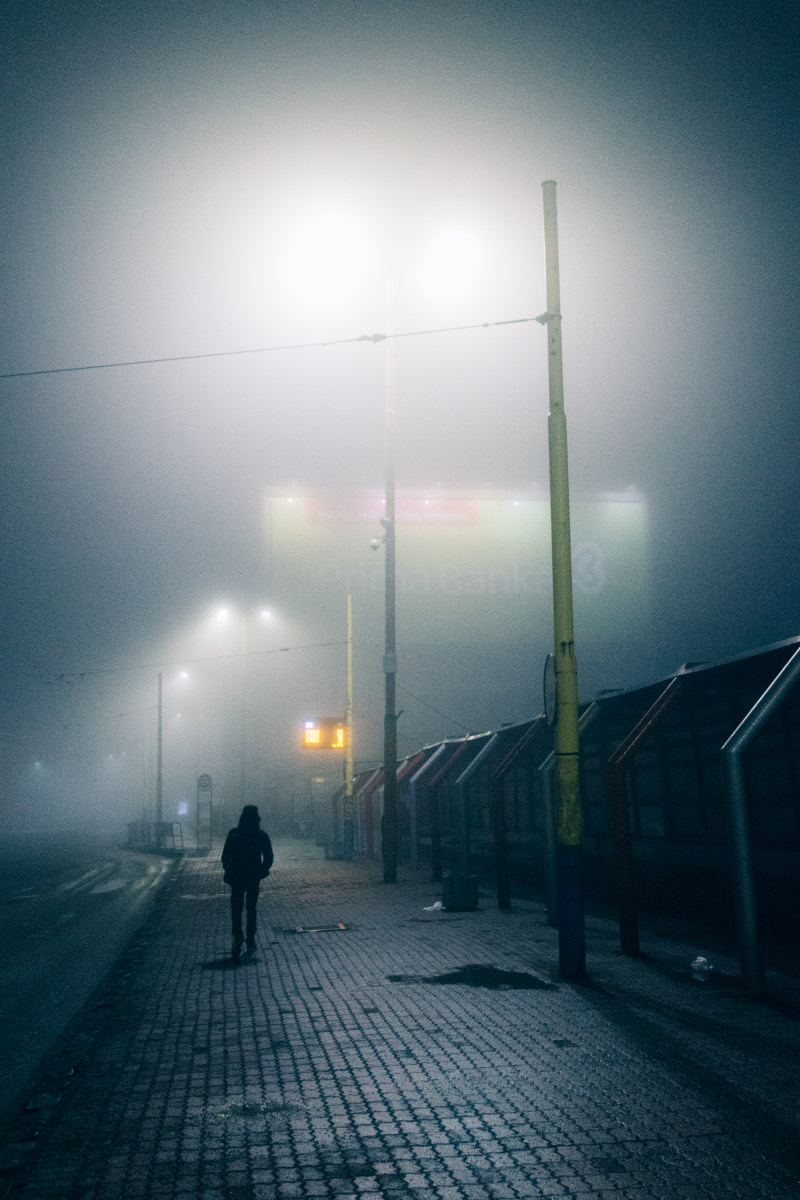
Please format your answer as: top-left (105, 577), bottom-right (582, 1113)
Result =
top-left (2, 1), bottom-right (797, 834)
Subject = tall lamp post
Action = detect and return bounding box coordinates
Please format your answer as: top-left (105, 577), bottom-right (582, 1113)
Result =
top-left (376, 246), bottom-right (481, 883)
top-left (541, 180), bottom-right (585, 980)
top-left (156, 671), bottom-right (163, 846)
top-left (382, 280), bottom-right (398, 883)
top-left (287, 215), bottom-right (482, 882)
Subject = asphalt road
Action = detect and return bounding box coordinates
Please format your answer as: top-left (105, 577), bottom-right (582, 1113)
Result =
top-left (0, 831), bottom-right (174, 1128)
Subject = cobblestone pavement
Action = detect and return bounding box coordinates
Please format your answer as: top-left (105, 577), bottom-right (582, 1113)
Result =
top-left (2, 839), bottom-right (799, 1200)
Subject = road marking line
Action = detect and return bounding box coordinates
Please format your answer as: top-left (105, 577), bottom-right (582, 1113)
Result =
top-left (56, 864), bottom-right (115, 894)
top-left (90, 879), bottom-right (127, 894)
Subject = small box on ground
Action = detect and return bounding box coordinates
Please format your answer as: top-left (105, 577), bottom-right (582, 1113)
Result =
top-left (442, 873), bottom-right (478, 911)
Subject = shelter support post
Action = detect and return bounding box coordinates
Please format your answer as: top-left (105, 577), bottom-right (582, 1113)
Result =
top-left (539, 765), bottom-right (558, 926)
top-left (490, 774), bottom-right (512, 909)
top-left (430, 788), bottom-right (443, 883)
top-left (444, 740), bottom-right (476, 881)
top-left (606, 677), bottom-right (682, 956)
top-left (456, 780), bottom-right (471, 875)
top-left (606, 761), bottom-right (638, 955)
top-left (365, 779), bottom-right (376, 857)
top-left (408, 742), bottom-right (452, 883)
top-left (720, 644), bottom-right (800, 998)
top-left (409, 779), bottom-right (420, 869)
top-left (486, 725), bottom-right (540, 911)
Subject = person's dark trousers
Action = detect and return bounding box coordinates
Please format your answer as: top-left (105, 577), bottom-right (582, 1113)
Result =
top-left (230, 882), bottom-right (260, 946)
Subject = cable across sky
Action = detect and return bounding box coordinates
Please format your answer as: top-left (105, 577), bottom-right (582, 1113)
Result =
top-left (0, 316), bottom-right (543, 381)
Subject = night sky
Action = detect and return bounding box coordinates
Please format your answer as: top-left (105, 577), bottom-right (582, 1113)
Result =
top-left (1, 0), bottom-right (798, 830)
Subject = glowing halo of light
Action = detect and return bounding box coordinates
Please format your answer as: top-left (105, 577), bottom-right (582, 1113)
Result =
top-left (413, 226), bottom-right (486, 304)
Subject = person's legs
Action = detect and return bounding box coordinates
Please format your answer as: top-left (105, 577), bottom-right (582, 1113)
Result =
top-left (230, 885), bottom-right (245, 955)
top-left (244, 882), bottom-right (260, 948)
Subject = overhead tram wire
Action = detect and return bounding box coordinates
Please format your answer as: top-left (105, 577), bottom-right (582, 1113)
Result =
top-left (14, 640), bottom-right (349, 687)
top-left (2, 316), bottom-right (538, 727)
top-left (0, 317), bottom-right (541, 382)
top-left (396, 683), bottom-right (475, 735)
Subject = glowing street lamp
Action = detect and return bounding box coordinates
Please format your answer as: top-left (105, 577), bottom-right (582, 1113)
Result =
top-left (286, 208), bottom-right (485, 879)
top-left (412, 226), bottom-right (487, 304)
top-left (380, 231), bottom-right (484, 883)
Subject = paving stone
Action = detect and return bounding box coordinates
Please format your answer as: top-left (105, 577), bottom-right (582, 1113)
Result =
top-left (1, 840), bottom-right (799, 1200)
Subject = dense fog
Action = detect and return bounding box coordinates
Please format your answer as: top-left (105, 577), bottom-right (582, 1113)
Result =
top-left (1, 0), bottom-right (797, 834)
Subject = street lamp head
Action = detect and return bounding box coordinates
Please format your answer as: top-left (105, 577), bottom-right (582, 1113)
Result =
top-left (281, 207), bottom-right (375, 313)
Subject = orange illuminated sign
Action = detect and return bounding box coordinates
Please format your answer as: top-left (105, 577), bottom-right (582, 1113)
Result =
top-left (301, 718), bottom-right (347, 750)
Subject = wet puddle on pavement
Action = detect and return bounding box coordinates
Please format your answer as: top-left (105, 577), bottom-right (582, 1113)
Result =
top-left (386, 963), bottom-right (555, 989)
top-left (207, 1096), bottom-right (307, 1130)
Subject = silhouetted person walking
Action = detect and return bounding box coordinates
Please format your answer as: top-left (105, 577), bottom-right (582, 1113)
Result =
top-left (221, 805), bottom-right (274, 958)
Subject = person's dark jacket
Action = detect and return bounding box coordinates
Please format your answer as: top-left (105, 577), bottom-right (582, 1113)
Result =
top-left (221, 827), bottom-right (273, 888)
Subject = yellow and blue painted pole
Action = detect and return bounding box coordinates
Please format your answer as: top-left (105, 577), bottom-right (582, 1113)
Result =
top-left (542, 180), bottom-right (585, 980)
top-left (156, 671), bottom-right (163, 849)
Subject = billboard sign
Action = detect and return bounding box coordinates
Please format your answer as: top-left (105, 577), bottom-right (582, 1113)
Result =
top-left (266, 488), bottom-right (649, 646)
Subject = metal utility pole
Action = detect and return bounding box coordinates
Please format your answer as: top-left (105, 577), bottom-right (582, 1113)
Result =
top-left (141, 706), bottom-right (149, 822)
top-left (239, 615), bottom-right (246, 805)
top-left (156, 671), bottom-right (163, 847)
top-left (343, 594), bottom-right (355, 859)
top-left (382, 279), bottom-right (398, 883)
top-left (541, 180), bottom-right (585, 980)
